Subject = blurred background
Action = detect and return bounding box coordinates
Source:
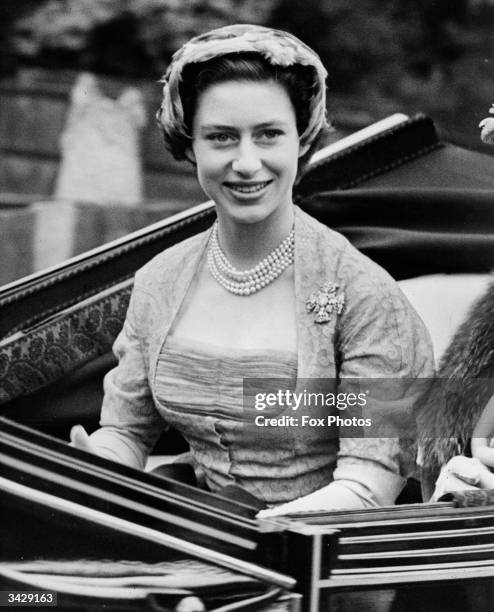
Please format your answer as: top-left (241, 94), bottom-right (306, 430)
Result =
top-left (1, 0), bottom-right (493, 284)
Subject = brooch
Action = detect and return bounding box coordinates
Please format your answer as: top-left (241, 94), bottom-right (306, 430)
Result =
top-left (306, 282), bottom-right (345, 324)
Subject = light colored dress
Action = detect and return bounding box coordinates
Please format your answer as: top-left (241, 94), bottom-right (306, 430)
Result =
top-left (140, 335), bottom-right (400, 506)
top-left (155, 336), bottom-right (298, 502)
top-left (89, 207), bottom-right (434, 509)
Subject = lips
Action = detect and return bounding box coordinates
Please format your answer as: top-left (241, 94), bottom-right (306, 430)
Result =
top-left (223, 180), bottom-right (272, 194)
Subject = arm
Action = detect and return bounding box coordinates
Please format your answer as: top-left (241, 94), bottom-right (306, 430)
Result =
top-left (257, 459), bottom-right (405, 517)
top-left (72, 283), bottom-right (166, 470)
top-left (260, 253), bottom-right (434, 517)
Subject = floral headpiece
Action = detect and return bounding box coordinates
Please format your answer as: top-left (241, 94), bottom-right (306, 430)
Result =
top-left (157, 24), bottom-right (329, 160)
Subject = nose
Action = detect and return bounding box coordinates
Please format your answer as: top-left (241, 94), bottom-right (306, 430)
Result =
top-left (232, 139), bottom-right (262, 175)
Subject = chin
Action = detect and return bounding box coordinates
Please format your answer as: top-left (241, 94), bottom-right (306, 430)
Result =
top-left (213, 189), bottom-right (292, 228)
top-left (219, 201), bottom-right (278, 226)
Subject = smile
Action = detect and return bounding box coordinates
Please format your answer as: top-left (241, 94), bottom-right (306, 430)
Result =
top-left (224, 181), bottom-right (272, 194)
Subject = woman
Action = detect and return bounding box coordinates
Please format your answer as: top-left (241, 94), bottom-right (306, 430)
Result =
top-left (71, 24), bottom-right (434, 516)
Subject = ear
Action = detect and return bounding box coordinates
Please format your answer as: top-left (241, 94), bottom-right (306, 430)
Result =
top-left (298, 140), bottom-right (311, 158)
top-left (184, 144), bottom-right (197, 165)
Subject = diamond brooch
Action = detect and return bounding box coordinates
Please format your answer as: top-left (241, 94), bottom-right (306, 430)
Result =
top-left (306, 282), bottom-right (345, 324)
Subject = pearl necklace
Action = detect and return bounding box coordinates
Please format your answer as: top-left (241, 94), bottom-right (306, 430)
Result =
top-left (207, 222), bottom-right (294, 296)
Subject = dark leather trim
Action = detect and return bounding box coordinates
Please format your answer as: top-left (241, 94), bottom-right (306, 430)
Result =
top-left (296, 114), bottom-right (440, 198)
top-left (0, 206), bottom-right (215, 339)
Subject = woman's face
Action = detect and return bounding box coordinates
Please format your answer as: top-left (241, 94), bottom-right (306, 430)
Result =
top-left (190, 79), bottom-right (305, 227)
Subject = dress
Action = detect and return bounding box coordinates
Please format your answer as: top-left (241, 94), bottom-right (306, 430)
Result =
top-left (156, 336), bottom-right (298, 502)
top-left (89, 205), bottom-right (434, 507)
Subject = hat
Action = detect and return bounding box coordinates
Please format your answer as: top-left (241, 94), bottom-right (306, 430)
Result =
top-left (157, 24), bottom-right (329, 160)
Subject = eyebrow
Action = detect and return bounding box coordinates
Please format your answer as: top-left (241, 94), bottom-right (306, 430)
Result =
top-left (199, 120), bottom-right (289, 131)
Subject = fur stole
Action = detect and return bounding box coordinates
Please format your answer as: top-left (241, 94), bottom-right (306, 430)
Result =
top-left (418, 278), bottom-right (494, 475)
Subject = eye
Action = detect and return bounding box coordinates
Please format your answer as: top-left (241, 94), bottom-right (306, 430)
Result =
top-left (258, 128), bottom-right (284, 141)
top-left (206, 132), bottom-right (234, 144)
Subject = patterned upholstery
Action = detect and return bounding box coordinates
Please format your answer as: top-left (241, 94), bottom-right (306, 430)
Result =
top-left (0, 281), bottom-right (132, 405)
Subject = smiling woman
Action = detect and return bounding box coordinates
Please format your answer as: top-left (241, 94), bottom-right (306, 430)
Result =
top-left (70, 24), bottom-right (434, 516)
top-left (191, 80), bottom-right (300, 232)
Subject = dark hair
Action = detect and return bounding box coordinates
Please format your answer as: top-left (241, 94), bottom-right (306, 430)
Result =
top-left (181, 53), bottom-right (314, 134)
top-left (174, 52), bottom-right (321, 168)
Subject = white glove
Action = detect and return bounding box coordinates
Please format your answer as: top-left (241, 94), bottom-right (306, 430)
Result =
top-left (257, 481), bottom-right (375, 518)
top-left (431, 455), bottom-right (494, 501)
top-left (70, 425), bottom-right (99, 455)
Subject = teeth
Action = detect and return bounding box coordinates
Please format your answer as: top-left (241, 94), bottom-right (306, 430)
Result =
top-left (228, 182), bottom-right (269, 193)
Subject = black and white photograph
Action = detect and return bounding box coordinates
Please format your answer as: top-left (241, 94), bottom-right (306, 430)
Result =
top-left (1, 1), bottom-right (494, 611)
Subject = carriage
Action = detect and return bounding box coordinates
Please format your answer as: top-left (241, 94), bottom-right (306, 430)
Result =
top-left (1, 113), bottom-right (494, 611)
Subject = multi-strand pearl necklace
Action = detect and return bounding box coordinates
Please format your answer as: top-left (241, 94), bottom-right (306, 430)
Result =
top-left (207, 222), bottom-right (294, 296)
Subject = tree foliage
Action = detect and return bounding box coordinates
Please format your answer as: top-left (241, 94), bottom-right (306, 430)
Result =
top-left (12, 0), bottom-right (280, 76)
top-left (269, 0), bottom-right (494, 144)
top-left (7, 0), bottom-right (494, 147)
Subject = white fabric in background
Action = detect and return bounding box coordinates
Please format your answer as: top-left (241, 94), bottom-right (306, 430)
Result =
top-left (32, 200), bottom-right (77, 270)
top-left (398, 273), bottom-right (492, 366)
top-left (55, 73), bottom-right (146, 206)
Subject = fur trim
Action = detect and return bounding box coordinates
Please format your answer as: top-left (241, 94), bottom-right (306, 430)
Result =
top-left (418, 277), bottom-right (494, 472)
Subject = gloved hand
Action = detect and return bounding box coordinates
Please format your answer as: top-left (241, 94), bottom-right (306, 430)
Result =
top-left (431, 455), bottom-right (494, 502)
top-left (256, 480), bottom-right (374, 518)
top-left (70, 425), bottom-right (99, 455)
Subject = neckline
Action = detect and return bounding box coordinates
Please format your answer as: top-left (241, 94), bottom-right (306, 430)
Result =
top-left (166, 334), bottom-right (298, 361)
